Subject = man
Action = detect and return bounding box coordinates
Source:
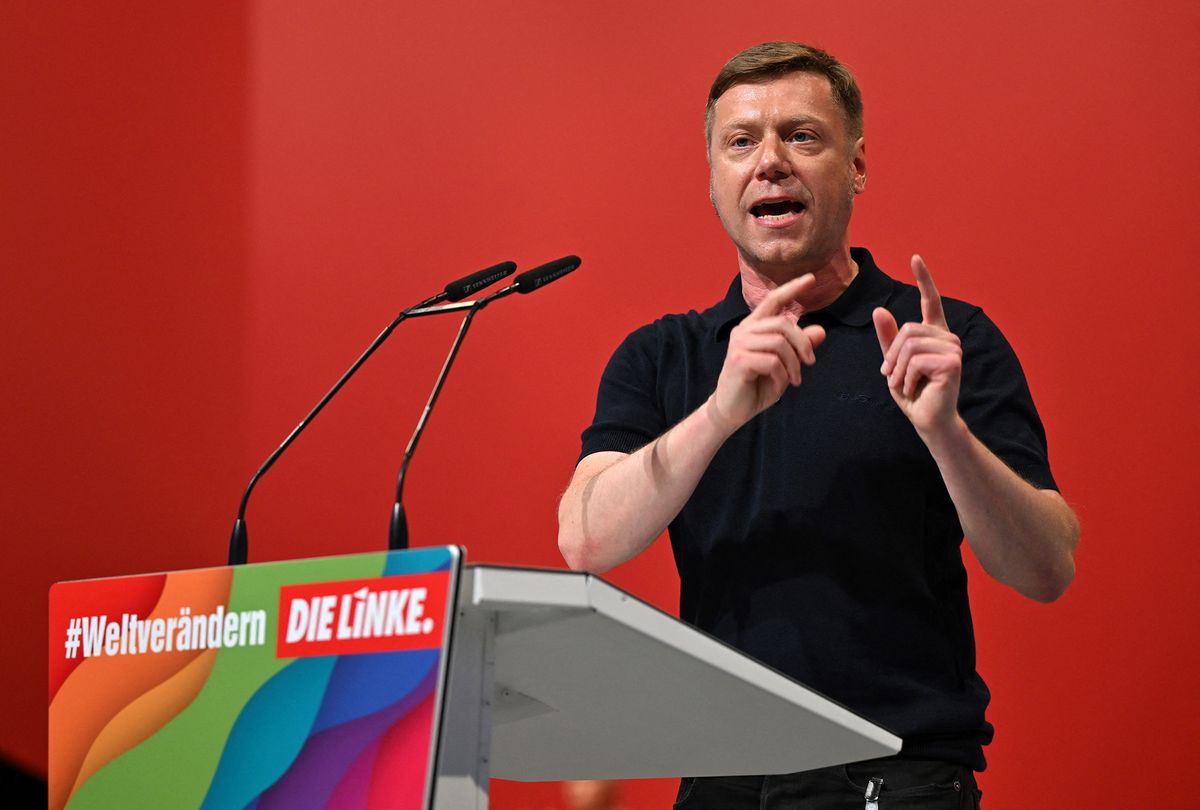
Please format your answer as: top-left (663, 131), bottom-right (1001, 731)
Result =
top-left (558, 41), bottom-right (1078, 808)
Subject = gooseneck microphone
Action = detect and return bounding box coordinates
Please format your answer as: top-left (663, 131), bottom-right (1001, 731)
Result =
top-left (226, 260), bottom-right (516, 566)
top-left (388, 255), bottom-right (582, 551)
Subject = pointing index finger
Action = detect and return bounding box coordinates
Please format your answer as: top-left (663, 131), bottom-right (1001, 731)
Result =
top-left (911, 254), bottom-right (947, 328)
top-left (756, 273), bottom-right (816, 316)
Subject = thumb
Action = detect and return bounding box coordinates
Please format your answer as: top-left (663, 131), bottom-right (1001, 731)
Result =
top-left (802, 324), bottom-right (827, 351)
top-left (872, 306), bottom-right (898, 357)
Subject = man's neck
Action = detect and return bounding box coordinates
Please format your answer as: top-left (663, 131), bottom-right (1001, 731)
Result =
top-left (739, 250), bottom-right (859, 319)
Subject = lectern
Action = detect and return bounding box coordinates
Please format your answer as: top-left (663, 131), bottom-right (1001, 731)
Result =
top-left (50, 549), bottom-right (900, 809)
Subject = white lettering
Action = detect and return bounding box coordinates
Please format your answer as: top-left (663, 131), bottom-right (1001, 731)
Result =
top-left (150, 618), bottom-right (166, 653)
top-left (336, 594), bottom-right (353, 639)
top-left (206, 606), bottom-right (224, 648)
top-left (363, 591), bottom-right (387, 638)
top-left (351, 587), bottom-right (368, 638)
top-left (80, 616), bottom-right (107, 658)
top-left (242, 609), bottom-right (265, 645)
top-left (190, 613), bottom-right (205, 650)
top-left (68, 606), bottom-right (268, 658)
top-left (406, 588), bottom-right (427, 635)
top-left (136, 616), bottom-right (151, 653)
top-left (286, 598), bottom-right (310, 644)
top-left (384, 589), bottom-right (410, 636)
top-left (104, 621), bottom-right (120, 656)
top-left (315, 595), bottom-right (336, 641)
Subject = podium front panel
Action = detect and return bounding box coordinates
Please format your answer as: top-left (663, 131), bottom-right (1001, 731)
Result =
top-left (49, 548), bottom-right (461, 810)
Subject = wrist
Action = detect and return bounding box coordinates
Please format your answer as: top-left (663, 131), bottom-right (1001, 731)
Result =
top-left (917, 412), bottom-right (971, 456)
top-left (703, 394), bottom-right (743, 440)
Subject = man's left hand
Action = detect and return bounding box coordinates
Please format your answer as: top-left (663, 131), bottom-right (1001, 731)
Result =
top-left (872, 255), bottom-right (962, 436)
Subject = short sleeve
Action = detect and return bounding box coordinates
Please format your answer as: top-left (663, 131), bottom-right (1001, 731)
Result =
top-left (578, 323), bottom-right (668, 462)
top-left (957, 310), bottom-right (1059, 491)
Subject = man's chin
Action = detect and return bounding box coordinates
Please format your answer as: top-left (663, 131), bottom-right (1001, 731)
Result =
top-left (741, 244), bottom-right (831, 276)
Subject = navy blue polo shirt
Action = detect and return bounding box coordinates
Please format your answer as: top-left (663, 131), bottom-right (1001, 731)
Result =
top-left (579, 248), bottom-right (1057, 771)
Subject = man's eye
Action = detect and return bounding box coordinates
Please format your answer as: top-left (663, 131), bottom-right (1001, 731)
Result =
top-left (788, 132), bottom-right (814, 143)
top-left (731, 136), bottom-right (753, 148)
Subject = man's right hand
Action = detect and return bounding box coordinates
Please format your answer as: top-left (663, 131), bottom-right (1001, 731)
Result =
top-left (559, 273), bottom-right (826, 573)
top-left (708, 273), bottom-right (827, 434)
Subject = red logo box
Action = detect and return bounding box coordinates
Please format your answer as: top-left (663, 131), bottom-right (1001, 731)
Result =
top-left (277, 571), bottom-right (450, 658)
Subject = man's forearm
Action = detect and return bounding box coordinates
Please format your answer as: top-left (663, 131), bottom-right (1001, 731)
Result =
top-left (922, 416), bottom-right (1080, 602)
top-left (560, 275), bottom-right (825, 573)
top-left (557, 396), bottom-right (736, 573)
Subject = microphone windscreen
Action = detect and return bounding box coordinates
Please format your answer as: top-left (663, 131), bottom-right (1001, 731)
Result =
top-left (514, 255), bottom-right (581, 294)
top-left (444, 261), bottom-right (517, 301)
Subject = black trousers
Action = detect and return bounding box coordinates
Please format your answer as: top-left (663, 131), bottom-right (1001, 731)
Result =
top-left (673, 756), bottom-right (982, 809)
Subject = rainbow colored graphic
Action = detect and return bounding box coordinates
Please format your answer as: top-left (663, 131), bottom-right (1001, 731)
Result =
top-left (49, 547), bottom-right (461, 810)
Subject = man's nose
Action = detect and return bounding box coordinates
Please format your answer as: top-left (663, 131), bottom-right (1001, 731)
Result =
top-left (755, 136), bottom-right (791, 180)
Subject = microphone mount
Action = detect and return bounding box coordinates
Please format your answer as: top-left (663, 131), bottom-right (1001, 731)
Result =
top-left (388, 255), bottom-right (582, 551)
top-left (226, 261), bottom-right (516, 566)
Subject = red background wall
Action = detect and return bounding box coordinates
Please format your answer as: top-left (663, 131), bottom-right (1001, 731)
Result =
top-left (5, 1), bottom-right (1198, 806)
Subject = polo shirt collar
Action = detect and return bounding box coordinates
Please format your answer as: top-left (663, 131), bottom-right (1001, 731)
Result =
top-left (711, 247), bottom-right (896, 339)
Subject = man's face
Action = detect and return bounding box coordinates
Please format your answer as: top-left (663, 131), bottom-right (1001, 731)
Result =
top-left (708, 72), bottom-right (866, 278)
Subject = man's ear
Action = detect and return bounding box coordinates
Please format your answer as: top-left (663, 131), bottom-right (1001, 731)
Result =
top-left (851, 136), bottom-right (867, 194)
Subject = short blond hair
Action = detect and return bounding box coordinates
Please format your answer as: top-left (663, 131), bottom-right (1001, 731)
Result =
top-left (705, 41), bottom-right (864, 147)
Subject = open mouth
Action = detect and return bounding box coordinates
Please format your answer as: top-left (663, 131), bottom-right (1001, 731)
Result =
top-left (751, 200), bottom-right (805, 220)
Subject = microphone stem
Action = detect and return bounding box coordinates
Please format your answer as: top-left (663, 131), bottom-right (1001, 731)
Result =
top-left (228, 293), bottom-right (442, 566)
top-left (393, 303), bottom-right (482, 524)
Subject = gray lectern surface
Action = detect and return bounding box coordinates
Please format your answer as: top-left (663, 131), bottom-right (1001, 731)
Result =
top-left (460, 565), bottom-right (901, 782)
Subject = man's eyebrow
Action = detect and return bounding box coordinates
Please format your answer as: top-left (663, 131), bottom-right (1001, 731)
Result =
top-left (717, 114), bottom-right (826, 135)
top-left (779, 114), bottom-right (823, 129)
